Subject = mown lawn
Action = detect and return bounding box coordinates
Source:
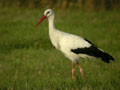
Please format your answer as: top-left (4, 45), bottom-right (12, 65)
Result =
top-left (0, 8), bottom-right (120, 90)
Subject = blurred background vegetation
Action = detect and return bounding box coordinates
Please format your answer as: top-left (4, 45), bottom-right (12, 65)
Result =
top-left (0, 0), bottom-right (120, 10)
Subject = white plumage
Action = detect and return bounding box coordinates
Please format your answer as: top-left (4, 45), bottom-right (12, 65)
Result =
top-left (46, 9), bottom-right (92, 62)
top-left (36, 9), bottom-right (114, 80)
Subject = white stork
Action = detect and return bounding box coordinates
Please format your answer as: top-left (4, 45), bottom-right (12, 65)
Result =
top-left (36, 9), bottom-right (114, 80)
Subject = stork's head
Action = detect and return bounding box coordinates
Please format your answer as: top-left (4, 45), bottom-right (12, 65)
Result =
top-left (36, 9), bottom-right (53, 27)
top-left (44, 9), bottom-right (53, 17)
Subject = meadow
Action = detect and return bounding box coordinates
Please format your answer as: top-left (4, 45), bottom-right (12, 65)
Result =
top-left (0, 8), bottom-right (120, 90)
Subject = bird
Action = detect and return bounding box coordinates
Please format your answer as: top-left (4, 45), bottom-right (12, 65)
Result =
top-left (36, 9), bottom-right (114, 80)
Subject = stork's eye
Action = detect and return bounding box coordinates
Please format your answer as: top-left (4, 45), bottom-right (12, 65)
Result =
top-left (46, 11), bottom-right (50, 15)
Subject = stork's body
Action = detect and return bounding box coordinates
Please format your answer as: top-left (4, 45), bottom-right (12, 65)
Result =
top-left (36, 9), bottom-right (114, 80)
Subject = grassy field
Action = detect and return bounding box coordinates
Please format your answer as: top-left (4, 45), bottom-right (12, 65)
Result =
top-left (0, 8), bottom-right (120, 90)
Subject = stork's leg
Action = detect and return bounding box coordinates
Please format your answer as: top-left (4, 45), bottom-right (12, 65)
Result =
top-left (77, 63), bottom-right (84, 79)
top-left (72, 63), bottom-right (75, 80)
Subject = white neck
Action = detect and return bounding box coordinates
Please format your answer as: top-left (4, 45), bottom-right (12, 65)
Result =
top-left (48, 14), bottom-right (56, 31)
top-left (48, 14), bottom-right (60, 49)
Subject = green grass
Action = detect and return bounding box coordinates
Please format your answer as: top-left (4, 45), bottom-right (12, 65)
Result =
top-left (0, 8), bottom-right (120, 90)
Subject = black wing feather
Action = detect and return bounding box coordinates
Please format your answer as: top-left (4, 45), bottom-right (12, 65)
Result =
top-left (71, 39), bottom-right (114, 63)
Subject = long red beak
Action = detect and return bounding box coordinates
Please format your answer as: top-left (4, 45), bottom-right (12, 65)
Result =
top-left (36, 15), bottom-right (47, 27)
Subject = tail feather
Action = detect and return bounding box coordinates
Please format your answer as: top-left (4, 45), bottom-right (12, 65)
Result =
top-left (98, 50), bottom-right (114, 63)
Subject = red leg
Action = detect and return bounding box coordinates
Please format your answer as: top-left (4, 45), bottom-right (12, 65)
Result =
top-left (72, 63), bottom-right (75, 80)
top-left (77, 63), bottom-right (84, 79)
